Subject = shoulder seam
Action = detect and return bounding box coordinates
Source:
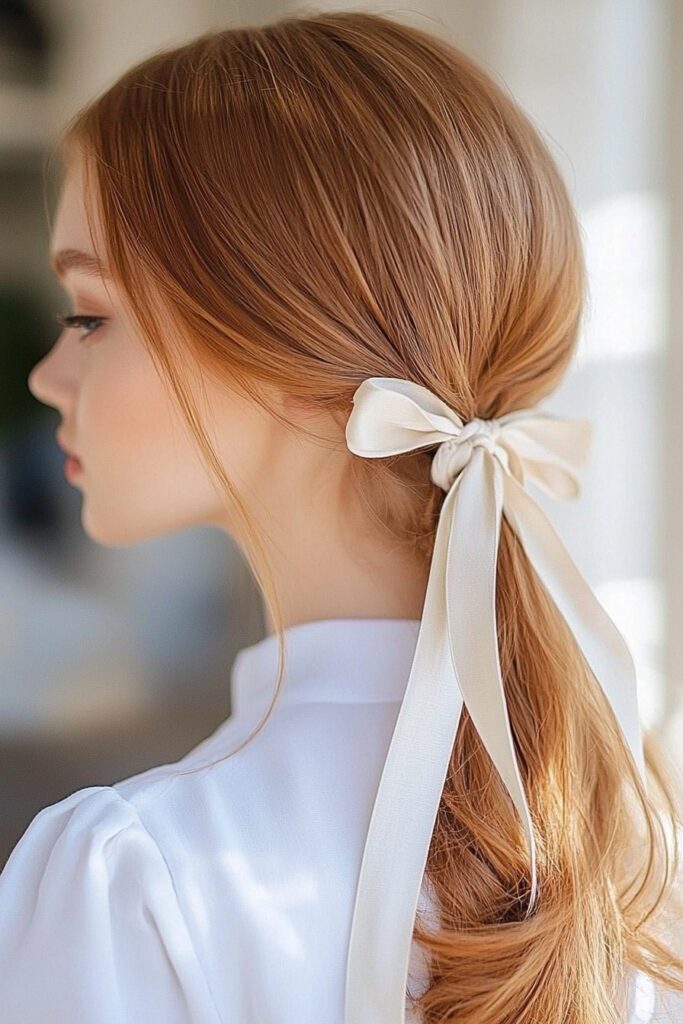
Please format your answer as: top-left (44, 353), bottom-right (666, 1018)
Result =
top-left (111, 784), bottom-right (223, 1024)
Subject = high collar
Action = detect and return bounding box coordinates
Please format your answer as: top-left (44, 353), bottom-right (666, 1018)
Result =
top-left (230, 617), bottom-right (422, 715)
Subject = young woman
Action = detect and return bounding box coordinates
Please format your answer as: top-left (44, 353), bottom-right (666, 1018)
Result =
top-left (1, 9), bottom-right (682, 1023)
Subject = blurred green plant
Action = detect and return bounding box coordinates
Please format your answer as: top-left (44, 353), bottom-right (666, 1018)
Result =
top-left (0, 284), bottom-right (54, 438)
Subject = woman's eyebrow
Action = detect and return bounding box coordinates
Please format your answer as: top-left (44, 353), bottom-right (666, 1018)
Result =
top-left (49, 248), bottom-right (111, 281)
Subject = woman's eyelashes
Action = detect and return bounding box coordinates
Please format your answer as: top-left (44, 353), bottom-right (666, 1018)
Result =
top-left (55, 312), bottom-right (108, 343)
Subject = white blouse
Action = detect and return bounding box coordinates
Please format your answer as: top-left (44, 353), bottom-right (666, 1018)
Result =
top-left (0, 617), bottom-right (678, 1023)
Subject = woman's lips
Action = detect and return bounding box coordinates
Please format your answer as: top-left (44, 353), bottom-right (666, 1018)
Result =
top-left (56, 431), bottom-right (84, 477)
top-left (64, 455), bottom-right (83, 479)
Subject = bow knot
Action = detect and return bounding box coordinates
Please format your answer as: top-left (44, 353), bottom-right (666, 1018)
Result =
top-left (458, 416), bottom-right (500, 445)
top-left (431, 417), bottom-right (504, 490)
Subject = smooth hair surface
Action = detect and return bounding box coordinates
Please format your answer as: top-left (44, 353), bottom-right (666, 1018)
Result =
top-left (50, 9), bottom-right (683, 1021)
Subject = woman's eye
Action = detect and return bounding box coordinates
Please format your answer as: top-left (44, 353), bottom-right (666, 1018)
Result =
top-left (55, 312), bottom-right (107, 343)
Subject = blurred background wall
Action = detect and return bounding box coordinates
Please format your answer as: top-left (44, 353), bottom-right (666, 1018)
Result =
top-left (1, 0), bottom-right (681, 867)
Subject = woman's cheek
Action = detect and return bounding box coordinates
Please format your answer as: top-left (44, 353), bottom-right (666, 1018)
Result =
top-left (77, 367), bottom-right (222, 541)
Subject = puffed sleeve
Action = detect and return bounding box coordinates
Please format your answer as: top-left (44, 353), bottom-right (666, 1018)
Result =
top-left (0, 785), bottom-right (221, 1024)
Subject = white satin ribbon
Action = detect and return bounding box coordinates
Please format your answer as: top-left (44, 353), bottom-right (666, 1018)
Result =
top-left (343, 376), bottom-right (647, 1024)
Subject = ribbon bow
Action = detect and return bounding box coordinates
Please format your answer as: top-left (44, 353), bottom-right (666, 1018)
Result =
top-left (343, 376), bottom-right (646, 1024)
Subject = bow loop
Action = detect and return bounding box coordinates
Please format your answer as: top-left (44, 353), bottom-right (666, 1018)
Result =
top-left (344, 376), bottom-right (465, 457)
top-left (496, 415), bottom-right (594, 499)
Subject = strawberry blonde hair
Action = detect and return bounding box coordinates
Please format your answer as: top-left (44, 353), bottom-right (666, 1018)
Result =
top-left (48, 9), bottom-right (683, 1021)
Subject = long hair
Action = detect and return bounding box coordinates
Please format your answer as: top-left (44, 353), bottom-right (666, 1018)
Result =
top-left (48, 9), bottom-right (683, 1021)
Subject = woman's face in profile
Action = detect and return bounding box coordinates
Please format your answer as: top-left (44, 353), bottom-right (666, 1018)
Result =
top-left (28, 155), bottom-right (285, 548)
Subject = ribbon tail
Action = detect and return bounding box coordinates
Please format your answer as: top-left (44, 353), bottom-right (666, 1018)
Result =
top-left (502, 472), bottom-right (646, 784)
top-left (445, 447), bottom-right (539, 912)
top-left (344, 479), bottom-right (465, 1024)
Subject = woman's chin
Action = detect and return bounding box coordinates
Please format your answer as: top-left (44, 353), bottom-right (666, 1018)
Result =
top-left (80, 503), bottom-right (157, 548)
top-left (80, 501), bottom-right (223, 547)
top-left (81, 510), bottom-right (136, 548)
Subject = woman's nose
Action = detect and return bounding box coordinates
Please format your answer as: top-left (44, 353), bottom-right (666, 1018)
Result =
top-left (26, 338), bottom-right (77, 412)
